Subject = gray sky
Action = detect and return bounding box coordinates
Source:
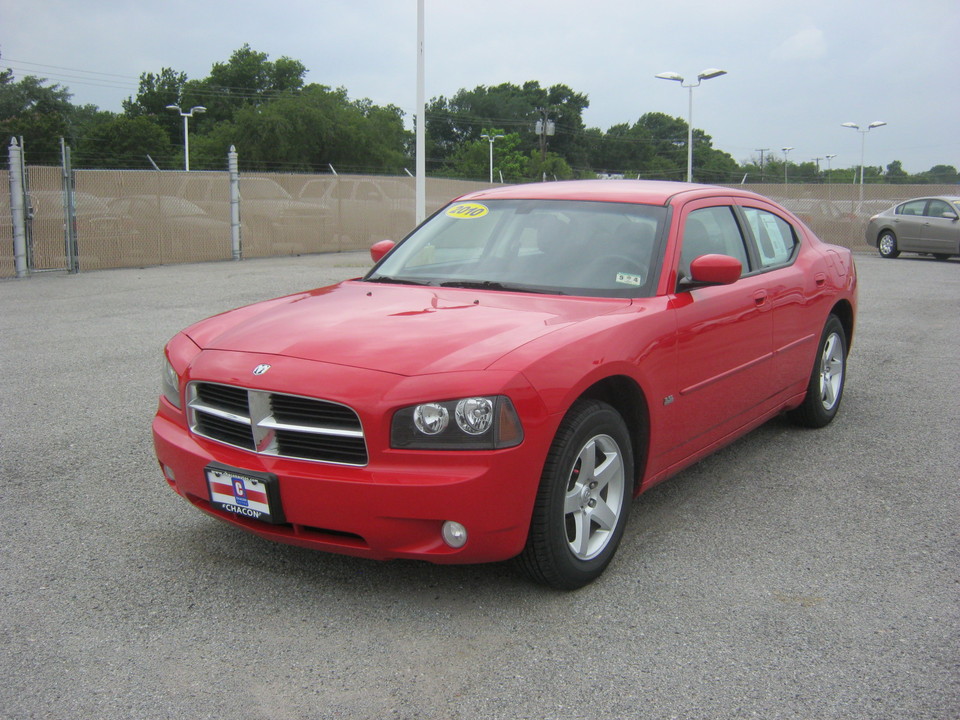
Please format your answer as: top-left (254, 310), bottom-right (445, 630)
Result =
top-left (3, 0), bottom-right (958, 174)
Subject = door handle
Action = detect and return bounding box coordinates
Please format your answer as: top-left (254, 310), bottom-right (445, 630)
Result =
top-left (753, 290), bottom-right (768, 306)
top-left (815, 272), bottom-right (827, 287)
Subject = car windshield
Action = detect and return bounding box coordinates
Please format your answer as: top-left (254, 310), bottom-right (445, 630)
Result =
top-left (364, 199), bottom-right (667, 297)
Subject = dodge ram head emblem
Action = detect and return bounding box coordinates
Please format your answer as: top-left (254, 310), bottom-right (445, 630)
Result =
top-left (252, 364), bottom-right (272, 376)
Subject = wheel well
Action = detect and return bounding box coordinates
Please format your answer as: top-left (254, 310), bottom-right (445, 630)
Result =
top-left (579, 376), bottom-right (649, 492)
top-left (830, 300), bottom-right (855, 350)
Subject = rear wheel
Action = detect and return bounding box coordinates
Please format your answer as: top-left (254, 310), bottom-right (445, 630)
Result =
top-left (788, 315), bottom-right (847, 428)
top-left (878, 231), bottom-right (900, 258)
top-left (518, 399), bottom-right (633, 590)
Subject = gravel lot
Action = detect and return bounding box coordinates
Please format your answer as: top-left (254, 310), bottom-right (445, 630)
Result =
top-left (1, 251), bottom-right (957, 720)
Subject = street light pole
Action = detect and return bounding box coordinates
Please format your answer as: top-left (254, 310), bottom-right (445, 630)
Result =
top-left (824, 153), bottom-right (837, 182)
top-left (480, 133), bottom-right (504, 183)
top-left (841, 121), bottom-right (886, 186)
top-left (166, 104), bottom-right (207, 171)
top-left (824, 153), bottom-right (837, 202)
top-left (842, 121), bottom-right (886, 207)
top-left (655, 68), bottom-right (727, 183)
top-left (782, 146), bottom-right (794, 184)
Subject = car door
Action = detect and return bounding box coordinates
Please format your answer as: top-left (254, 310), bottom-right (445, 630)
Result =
top-left (894, 199), bottom-right (927, 251)
top-left (918, 199), bottom-right (960, 254)
top-left (736, 202), bottom-right (812, 395)
top-left (668, 201), bottom-right (774, 455)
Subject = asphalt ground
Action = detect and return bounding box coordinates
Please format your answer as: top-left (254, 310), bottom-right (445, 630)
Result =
top-left (1, 251), bottom-right (957, 720)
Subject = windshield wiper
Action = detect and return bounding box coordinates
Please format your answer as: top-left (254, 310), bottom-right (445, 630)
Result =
top-left (365, 275), bottom-right (433, 286)
top-left (439, 280), bottom-right (562, 295)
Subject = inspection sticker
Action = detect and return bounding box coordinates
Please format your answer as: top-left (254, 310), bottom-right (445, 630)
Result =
top-left (616, 272), bottom-right (643, 286)
top-left (446, 202), bottom-right (489, 219)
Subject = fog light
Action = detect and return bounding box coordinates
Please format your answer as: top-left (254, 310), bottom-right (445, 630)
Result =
top-left (441, 521), bottom-right (468, 548)
top-left (162, 464), bottom-right (176, 481)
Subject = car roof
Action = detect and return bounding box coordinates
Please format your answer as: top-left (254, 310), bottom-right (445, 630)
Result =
top-left (898, 196), bottom-right (960, 204)
top-left (457, 179), bottom-right (774, 207)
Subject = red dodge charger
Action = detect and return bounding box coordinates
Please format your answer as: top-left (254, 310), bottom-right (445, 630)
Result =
top-left (153, 180), bottom-right (857, 589)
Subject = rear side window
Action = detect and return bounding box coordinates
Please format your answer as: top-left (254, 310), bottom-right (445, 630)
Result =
top-left (898, 200), bottom-right (926, 216)
top-left (741, 207), bottom-right (797, 269)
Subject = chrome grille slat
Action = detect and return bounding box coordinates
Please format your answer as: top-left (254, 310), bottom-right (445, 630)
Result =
top-left (187, 382), bottom-right (368, 466)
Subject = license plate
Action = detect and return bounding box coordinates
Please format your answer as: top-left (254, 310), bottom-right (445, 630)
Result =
top-left (206, 464), bottom-right (285, 524)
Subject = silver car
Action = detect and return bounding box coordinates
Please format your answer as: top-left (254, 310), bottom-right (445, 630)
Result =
top-left (866, 196), bottom-right (960, 260)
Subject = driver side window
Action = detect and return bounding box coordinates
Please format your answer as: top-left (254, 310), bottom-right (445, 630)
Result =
top-left (680, 206), bottom-right (749, 279)
top-left (926, 199), bottom-right (957, 219)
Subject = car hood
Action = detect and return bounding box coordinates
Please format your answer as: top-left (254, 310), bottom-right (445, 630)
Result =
top-left (184, 281), bottom-right (631, 376)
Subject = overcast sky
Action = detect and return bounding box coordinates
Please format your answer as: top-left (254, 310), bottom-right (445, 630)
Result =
top-left (3, 0), bottom-right (958, 174)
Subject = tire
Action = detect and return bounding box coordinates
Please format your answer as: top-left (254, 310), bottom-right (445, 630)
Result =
top-left (877, 231), bottom-right (900, 259)
top-left (788, 315), bottom-right (847, 428)
top-left (517, 399), bottom-right (633, 590)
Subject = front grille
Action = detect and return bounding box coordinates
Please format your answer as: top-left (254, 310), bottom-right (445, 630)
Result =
top-left (187, 382), bottom-right (367, 466)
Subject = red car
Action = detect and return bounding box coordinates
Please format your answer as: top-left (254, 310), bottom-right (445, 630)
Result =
top-left (153, 180), bottom-right (857, 589)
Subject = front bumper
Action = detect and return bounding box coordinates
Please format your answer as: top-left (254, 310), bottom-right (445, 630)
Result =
top-left (153, 389), bottom-right (552, 565)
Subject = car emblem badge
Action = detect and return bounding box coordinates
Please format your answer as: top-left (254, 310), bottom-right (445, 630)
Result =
top-left (252, 364), bottom-right (272, 376)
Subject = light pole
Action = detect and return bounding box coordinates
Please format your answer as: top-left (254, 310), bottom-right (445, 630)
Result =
top-left (824, 153), bottom-right (837, 202)
top-left (166, 104), bottom-right (207, 171)
top-left (655, 68), bottom-right (727, 183)
top-left (824, 153), bottom-right (837, 179)
top-left (480, 133), bottom-right (504, 183)
top-left (841, 121), bottom-right (886, 187)
top-left (781, 146), bottom-right (794, 184)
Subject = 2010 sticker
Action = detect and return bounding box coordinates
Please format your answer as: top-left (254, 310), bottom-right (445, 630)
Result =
top-left (446, 202), bottom-right (489, 219)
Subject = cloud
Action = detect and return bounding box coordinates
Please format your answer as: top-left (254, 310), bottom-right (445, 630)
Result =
top-left (772, 25), bottom-right (828, 61)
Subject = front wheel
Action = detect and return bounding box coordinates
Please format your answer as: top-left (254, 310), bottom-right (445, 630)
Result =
top-left (788, 315), bottom-right (847, 428)
top-left (878, 231), bottom-right (900, 258)
top-left (517, 399), bottom-right (633, 590)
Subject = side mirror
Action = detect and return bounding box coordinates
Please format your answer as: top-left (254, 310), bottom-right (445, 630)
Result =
top-left (370, 239), bottom-right (396, 263)
top-left (683, 254), bottom-right (742, 288)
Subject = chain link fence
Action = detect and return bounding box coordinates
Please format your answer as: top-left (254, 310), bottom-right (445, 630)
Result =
top-left (2, 166), bottom-right (956, 279)
top-left (1, 168), bottom-right (492, 277)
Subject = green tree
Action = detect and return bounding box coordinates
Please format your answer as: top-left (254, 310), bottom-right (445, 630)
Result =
top-left (884, 160), bottom-right (909, 184)
top-left (123, 67), bottom-right (188, 116)
top-left (192, 84), bottom-right (409, 173)
top-left (184, 44), bottom-right (307, 125)
top-left (123, 67), bottom-right (188, 144)
top-left (442, 129), bottom-right (527, 181)
top-left (588, 122), bottom-right (655, 175)
top-left (73, 115), bottom-right (175, 168)
top-left (0, 73), bottom-right (75, 162)
top-left (696, 147), bottom-right (740, 183)
top-left (634, 113), bottom-right (688, 179)
top-left (426, 81), bottom-right (590, 172)
top-left (526, 150), bottom-right (574, 181)
top-left (919, 164), bottom-right (958, 184)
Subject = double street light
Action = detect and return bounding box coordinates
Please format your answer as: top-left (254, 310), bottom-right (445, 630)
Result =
top-left (781, 146), bottom-right (794, 184)
top-left (480, 133), bottom-right (505, 183)
top-left (166, 104), bottom-right (207, 171)
top-left (841, 121), bottom-right (887, 187)
top-left (655, 68), bottom-right (727, 183)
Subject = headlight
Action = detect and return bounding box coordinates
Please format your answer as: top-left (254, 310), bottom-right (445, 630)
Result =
top-left (161, 356), bottom-right (182, 409)
top-left (392, 396), bottom-right (523, 449)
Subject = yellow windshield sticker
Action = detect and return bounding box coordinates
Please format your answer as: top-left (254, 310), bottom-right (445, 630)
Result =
top-left (446, 202), bottom-right (489, 219)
